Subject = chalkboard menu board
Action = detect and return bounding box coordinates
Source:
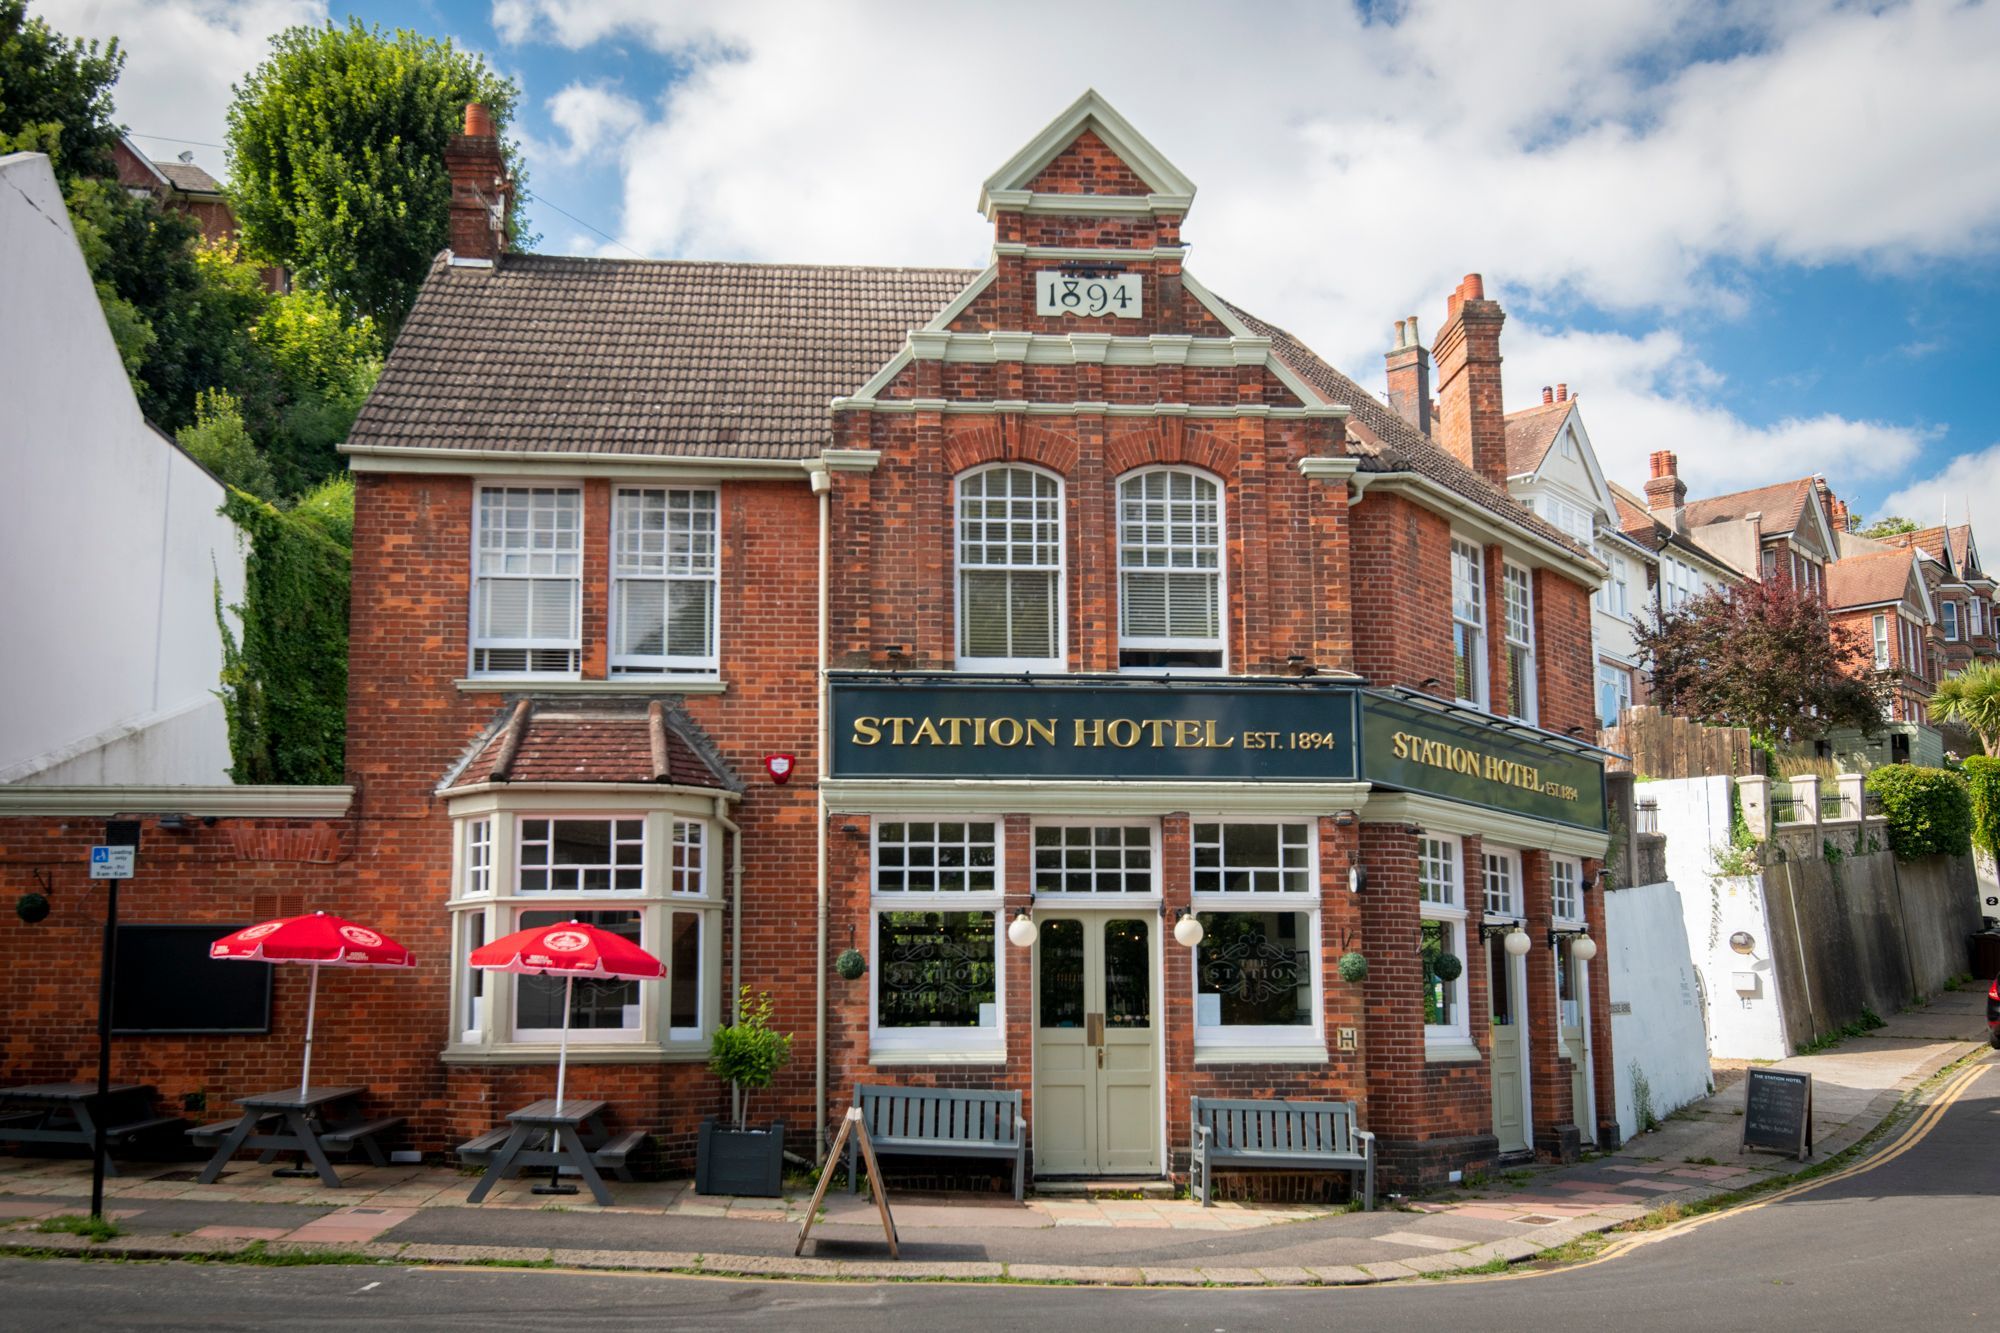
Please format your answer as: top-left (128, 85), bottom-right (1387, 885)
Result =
top-left (1741, 1068), bottom-right (1813, 1160)
top-left (112, 924), bottom-right (271, 1034)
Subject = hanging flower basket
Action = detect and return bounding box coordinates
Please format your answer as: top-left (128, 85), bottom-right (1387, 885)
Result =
top-left (1337, 950), bottom-right (1369, 983)
top-left (834, 947), bottom-right (867, 981)
top-left (1431, 951), bottom-right (1464, 982)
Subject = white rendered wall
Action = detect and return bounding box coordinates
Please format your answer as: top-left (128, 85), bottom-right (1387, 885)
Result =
top-left (0, 153), bottom-right (243, 786)
top-left (1605, 879), bottom-right (1712, 1140)
top-left (1648, 775), bottom-right (1790, 1060)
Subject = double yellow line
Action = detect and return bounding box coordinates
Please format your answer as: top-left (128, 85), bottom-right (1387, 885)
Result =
top-left (1476, 1052), bottom-right (1994, 1283)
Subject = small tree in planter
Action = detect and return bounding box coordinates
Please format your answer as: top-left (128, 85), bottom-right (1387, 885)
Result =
top-left (696, 987), bottom-right (794, 1197)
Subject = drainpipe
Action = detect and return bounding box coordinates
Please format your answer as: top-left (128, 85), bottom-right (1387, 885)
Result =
top-left (715, 795), bottom-right (742, 1127)
top-left (810, 463), bottom-right (833, 1160)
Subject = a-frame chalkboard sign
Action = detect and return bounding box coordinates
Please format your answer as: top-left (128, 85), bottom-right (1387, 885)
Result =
top-left (795, 1106), bottom-right (899, 1258)
top-left (1740, 1068), bottom-right (1813, 1161)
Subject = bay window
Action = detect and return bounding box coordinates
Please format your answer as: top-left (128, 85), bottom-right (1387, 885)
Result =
top-left (1451, 538), bottom-right (1487, 707)
top-left (611, 487), bottom-right (719, 676)
top-left (1118, 468), bottom-right (1223, 670)
top-left (472, 486), bottom-right (581, 675)
top-left (1502, 562), bottom-right (1537, 723)
top-left (870, 820), bottom-right (1002, 1057)
top-left (957, 466), bottom-right (1063, 670)
top-left (1191, 821), bottom-right (1320, 1057)
top-left (446, 805), bottom-right (724, 1059)
top-left (1419, 833), bottom-right (1470, 1053)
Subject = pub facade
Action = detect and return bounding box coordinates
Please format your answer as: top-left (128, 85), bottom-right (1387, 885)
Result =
top-left (0, 92), bottom-right (1615, 1191)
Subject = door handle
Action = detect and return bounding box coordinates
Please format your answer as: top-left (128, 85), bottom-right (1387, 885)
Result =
top-left (1097, 1047), bottom-right (1104, 1069)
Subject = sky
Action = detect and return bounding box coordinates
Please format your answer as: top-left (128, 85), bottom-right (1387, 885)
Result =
top-left (42, 0), bottom-right (2000, 541)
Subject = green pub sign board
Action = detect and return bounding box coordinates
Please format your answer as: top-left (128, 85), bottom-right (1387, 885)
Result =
top-left (829, 676), bottom-right (1608, 832)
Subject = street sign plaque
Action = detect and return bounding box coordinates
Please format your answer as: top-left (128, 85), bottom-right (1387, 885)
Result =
top-left (88, 846), bottom-right (134, 880)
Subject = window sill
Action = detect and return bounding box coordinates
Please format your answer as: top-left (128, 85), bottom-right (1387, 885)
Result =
top-left (867, 1047), bottom-right (1007, 1066)
top-left (1194, 1044), bottom-right (1328, 1065)
top-left (455, 677), bottom-right (727, 695)
top-left (1424, 1039), bottom-right (1483, 1065)
top-left (442, 1042), bottom-right (712, 1065)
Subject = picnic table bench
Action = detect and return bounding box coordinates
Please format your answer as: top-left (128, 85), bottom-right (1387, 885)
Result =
top-left (849, 1084), bottom-right (1027, 1202)
top-left (0, 1083), bottom-right (187, 1175)
top-left (189, 1086), bottom-right (404, 1188)
top-left (1190, 1095), bottom-right (1374, 1210)
top-left (459, 1100), bottom-right (646, 1207)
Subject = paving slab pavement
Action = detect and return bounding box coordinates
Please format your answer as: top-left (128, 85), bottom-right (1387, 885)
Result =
top-left (0, 989), bottom-right (1982, 1288)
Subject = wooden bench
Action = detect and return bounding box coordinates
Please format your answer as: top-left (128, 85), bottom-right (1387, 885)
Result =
top-left (592, 1129), bottom-right (647, 1181)
top-left (100, 1113), bottom-right (188, 1146)
top-left (318, 1116), bottom-right (406, 1166)
top-left (189, 1114), bottom-right (278, 1147)
top-left (850, 1084), bottom-right (1028, 1202)
top-left (455, 1126), bottom-right (512, 1166)
top-left (1190, 1096), bottom-right (1374, 1210)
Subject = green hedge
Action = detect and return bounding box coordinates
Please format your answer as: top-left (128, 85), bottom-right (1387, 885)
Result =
top-left (1964, 755), bottom-right (2000, 859)
top-left (1863, 764), bottom-right (1972, 861)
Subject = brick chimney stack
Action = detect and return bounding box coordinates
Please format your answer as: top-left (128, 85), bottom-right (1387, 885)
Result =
top-left (1829, 496), bottom-right (1851, 532)
top-left (444, 102), bottom-right (509, 263)
top-left (1431, 274), bottom-right (1507, 486)
top-left (1645, 450), bottom-right (1686, 527)
top-left (1385, 316), bottom-right (1432, 437)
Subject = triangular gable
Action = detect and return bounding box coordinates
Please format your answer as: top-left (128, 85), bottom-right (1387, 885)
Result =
top-left (979, 89), bottom-right (1197, 216)
top-left (1529, 409), bottom-right (1618, 529)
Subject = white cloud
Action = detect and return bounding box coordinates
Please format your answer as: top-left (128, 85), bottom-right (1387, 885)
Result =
top-left (38, 0), bottom-right (326, 181)
top-left (544, 82), bottom-right (645, 164)
top-left (1880, 444), bottom-right (2000, 543)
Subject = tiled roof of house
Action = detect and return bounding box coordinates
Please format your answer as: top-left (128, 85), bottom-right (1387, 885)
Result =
top-left (348, 255), bottom-right (981, 459)
top-left (1949, 524), bottom-right (1979, 577)
top-left (448, 698), bottom-right (740, 791)
top-left (1679, 477), bottom-right (1814, 535)
top-left (1222, 304), bottom-right (1593, 562)
top-left (1878, 525), bottom-right (1952, 567)
top-left (1502, 398), bottom-right (1573, 479)
top-left (156, 160), bottom-right (223, 195)
top-left (1826, 549), bottom-right (1918, 610)
top-left (1609, 481), bottom-right (1740, 575)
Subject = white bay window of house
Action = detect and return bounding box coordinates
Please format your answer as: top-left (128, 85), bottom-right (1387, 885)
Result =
top-left (473, 487), bottom-right (581, 674)
top-left (957, 467), bottom-right (1061, 668)
top-left (1594, 544), bottom-right (1629, 618)
top-left (612, 488), bottom-right (718, 675)
top-left (515, 908), bottom-right (643, 1040)
top-left (1451, 539), bottom-right (1487, 707)
top-left (517, 818), bottom-right (644, 893)
top-left (1971, 598), bottom-right (1985, 636)
top-left (873, 821), bottom-right (1000, 1043)
top-left (1192, 821), bottom-right (1318, 1040)
top-left (669, 819), bottom-right (705, 896)
top-left (1502, 563), bottom-right (1537, 723)
top-left (461, 912), bottom-right (486, 1040)
top-left (1873, 614), bottom-right (1890, 669)
top-left (1552, 857), bottom-right (1583, 922)
top-left (464, 819), bottom-right (492, 895)
top-left (1119, 469), bottom-right (1223, 670)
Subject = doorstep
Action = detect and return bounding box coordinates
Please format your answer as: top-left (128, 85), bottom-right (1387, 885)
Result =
top-left (1032, 1178), bottom-right (1177, 1198)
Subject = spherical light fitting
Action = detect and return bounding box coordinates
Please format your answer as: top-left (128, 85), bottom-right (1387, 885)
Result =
top-left (1570, 934), bottom-right (1599, 963)
top-left (1173, 910), bottom-right (1205, 949)
top-left (1503, 927), bottom-right (1533, 957)
top-left (1006, 910), bottom-right (1038, 949)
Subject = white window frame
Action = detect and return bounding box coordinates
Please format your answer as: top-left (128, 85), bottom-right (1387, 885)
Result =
top-left (1483, 847), bottom-right (1522, 920)
top-left (1597, 661), bottom-right (1632, 728)
top-left (446, 804), bottom-right (724, 1059)
top-left (1191, 818), bottom-right (1323, 1057)
top-left (1551, 855), bottom-right (1585, 926)
top-left (1191, 820), bottom-right (1315, 896)
top-left (1451, 537), bottom-right (1488, 708)
top-left (1942, 600), bottom-right (1960, 641)
top-left (470, 484), bottom-right (583, 678)
top-left (1419, 833), bottom-right (1471, 1052)
top-left (1029, 819), bottom-right (1160, 899)
top-left (1502, 561), bottom-right (1538, 724)
top-left (955, 464), bottom-right (1066, 672)
top-left (464, 818), bottom-right (493, 896)
top-left (1971, 598), bottom-right (1985, 637)
top-left (1873, 614), bottom-right (1890, 670)
top-left (868, 817), bottom-right (1006, 1059)
top-left (1117, 466), bottom-right (1227, 673)
top-left (610, 486), bottom-right (720, 677)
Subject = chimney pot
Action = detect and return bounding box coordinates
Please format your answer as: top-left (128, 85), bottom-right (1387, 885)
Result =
top-left (1541, 386), bottom-right (1553, 405)
top-left (1393, 319), bottom-right (1406, 349)
top-left (1644, 450), bottom-right (1686, 523)
top-left (464, 102), bottom-right (494, 137)
top-left (1556, 383), bottom-right (1567, 402)
top-left (1386, 308), bottom-right (1433, 435)
top-left (445, 108), bottom-right (508, 263)
top-left (1462, 273), bottom-right (1484, 300)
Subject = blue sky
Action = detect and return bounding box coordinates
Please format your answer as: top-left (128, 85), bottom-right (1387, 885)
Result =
top-left (50, 0), bottom-right (2000, 539)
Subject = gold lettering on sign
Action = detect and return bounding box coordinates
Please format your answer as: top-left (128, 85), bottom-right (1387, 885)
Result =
top-left (1389, 730), bottom-right (1580, 804)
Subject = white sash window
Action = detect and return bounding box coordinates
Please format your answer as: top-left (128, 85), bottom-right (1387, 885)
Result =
top-left (612, 488), bottom-right (719, 676)
top-left (1119, 468), bottom-right (1223, 670)
top-left (956, 466), bottom-right (1063, 670)
top-left (473, 486), bottom-right (581, 675)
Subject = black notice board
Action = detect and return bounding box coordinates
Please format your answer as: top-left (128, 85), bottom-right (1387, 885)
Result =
top-left (1741, 1068), bottom-right (1813, 1160)
top-left (112, 925), bottom-right (272, 1035)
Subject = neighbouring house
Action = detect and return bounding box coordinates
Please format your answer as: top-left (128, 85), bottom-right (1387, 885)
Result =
top-left (0, 151), bottom-right (245, 786)
top-left (110, 134), bottom-right (285, 291)
top-left (1878, 524), bottom-right (1998, 678)
top-left (1639, 455), bottom-right (1839, 598)
top-left (1823, 545), bottom-right (1944, 768)
top-left (0, 95), bottom-right (1619, 1192)
top-left (1498, 386), bottom-right (1658, 729)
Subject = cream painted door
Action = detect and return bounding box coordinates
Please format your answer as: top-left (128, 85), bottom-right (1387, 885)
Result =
top-left (1488, 933), bottom-right (1528, 1154)
top-left (1558, 939), bottom-right (1591, 1137)
top-left (1033, 914), bottom-right (1161, 1176)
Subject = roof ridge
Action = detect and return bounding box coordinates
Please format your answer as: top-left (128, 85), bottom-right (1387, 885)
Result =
top-left (493, 252), bottom-right (984, 277)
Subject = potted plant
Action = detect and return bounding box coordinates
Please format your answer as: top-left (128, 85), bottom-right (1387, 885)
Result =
top-left (696, 986), bottom-right (793, 1196)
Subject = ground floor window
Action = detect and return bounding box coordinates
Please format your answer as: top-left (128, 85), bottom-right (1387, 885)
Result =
top-left (872, 909), bottom-right (1002, 1053)
top-left (1194, 909), bottom-right (1313, 1031)
top-left (1422, 917), bottom-right (1469, 1043)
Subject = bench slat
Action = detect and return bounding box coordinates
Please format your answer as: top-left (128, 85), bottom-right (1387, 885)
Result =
top-left (319, 1117), bottom-right (405, 1151)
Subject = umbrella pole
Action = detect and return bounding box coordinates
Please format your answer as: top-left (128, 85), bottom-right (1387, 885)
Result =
top-left (300, 962), bottom-right (321, 1100)
top-left (554, 974), bottom-right (572, 1114)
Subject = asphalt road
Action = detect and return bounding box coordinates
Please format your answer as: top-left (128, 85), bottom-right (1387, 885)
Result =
top-left (1, 1055), bottom-right (1992, 1331)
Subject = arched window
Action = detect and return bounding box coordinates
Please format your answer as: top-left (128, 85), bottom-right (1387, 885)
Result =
top-left (956, 465), bottom-right (1063, 670)
top-left (1117, 468), bottom-right (1223, 670)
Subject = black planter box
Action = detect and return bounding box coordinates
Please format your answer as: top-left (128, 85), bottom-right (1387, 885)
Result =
top-left (696, 1117), bottom-right (785, 1197)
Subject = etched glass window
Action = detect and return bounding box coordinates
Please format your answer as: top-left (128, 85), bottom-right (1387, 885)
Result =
top-left (1195, 910), bottom-right (1311, 1028)
top-left (875, 911), bottom-right (998, 1029)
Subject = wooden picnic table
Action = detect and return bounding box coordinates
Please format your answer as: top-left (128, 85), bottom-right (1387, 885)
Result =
top-left (0, 1082), bottom-right (184, 1176)
top-left (189, 1086), bottom-right (404, 1189)
top-left (460, 1099), bottom-right (646, 1208)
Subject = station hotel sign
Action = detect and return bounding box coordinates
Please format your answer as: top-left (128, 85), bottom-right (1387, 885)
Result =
top-left (830, 674), bottom-right (1607, 831)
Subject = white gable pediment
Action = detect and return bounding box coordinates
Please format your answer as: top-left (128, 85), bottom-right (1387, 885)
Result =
top-left (978, 89), bottom-right (1197, 216)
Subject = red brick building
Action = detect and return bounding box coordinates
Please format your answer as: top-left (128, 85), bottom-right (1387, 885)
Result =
top-left (1, 94), bottom-right (1614, 1191)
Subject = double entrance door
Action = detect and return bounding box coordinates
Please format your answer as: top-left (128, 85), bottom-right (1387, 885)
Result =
top-left (1033, 913), bottom-right (1161, 1176)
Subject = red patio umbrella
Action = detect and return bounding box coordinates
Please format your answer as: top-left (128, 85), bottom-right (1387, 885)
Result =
top-left (210, 913), bottom-right (415, 1098)
top-left (470, 920), bottom-right (665, 1113)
